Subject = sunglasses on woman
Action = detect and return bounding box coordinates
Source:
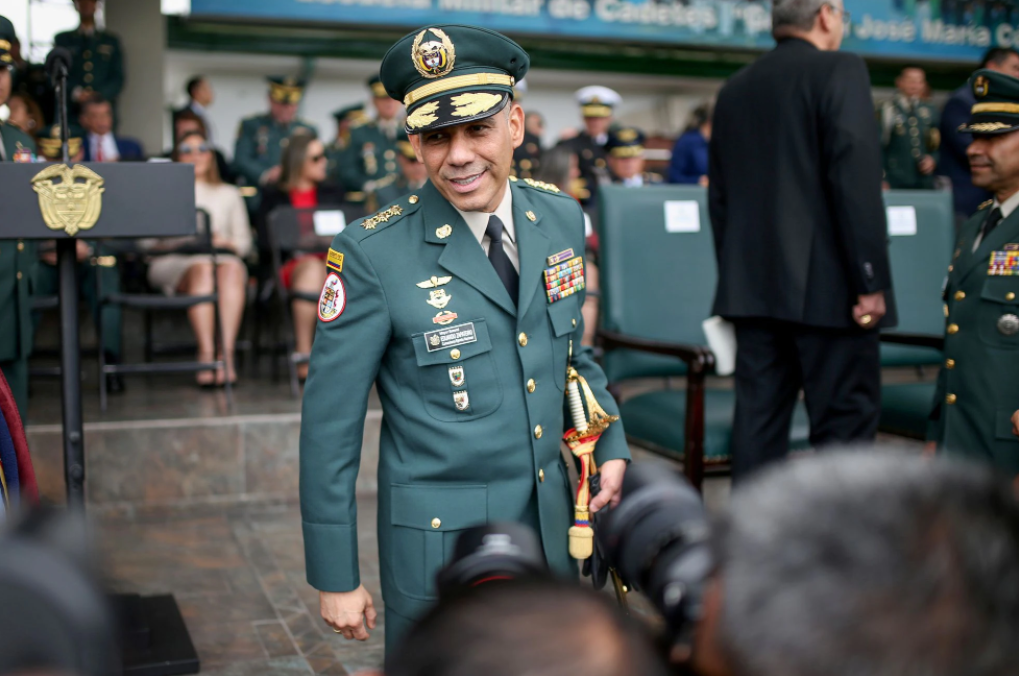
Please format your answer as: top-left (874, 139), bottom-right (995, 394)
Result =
top-left (308, 153), bottom-right (327, 163)
top-left (178, 143), bottom-right (211, 155)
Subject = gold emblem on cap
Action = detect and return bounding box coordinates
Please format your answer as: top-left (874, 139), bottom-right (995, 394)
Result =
top-left (412, 28), bottom-right (456, 80)
top-left (617, 128), bottom-right (638, 142)
top-left (31, 164), bottom-right (105, 237)
top-left (974, 75), bottom-right (990, 98)
top-left (436, 224), bottom-right (452, 239)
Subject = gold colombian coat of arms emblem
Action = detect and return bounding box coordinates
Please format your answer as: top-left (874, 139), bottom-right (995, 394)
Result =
top-left (30, 163), bottom-right (105, 236)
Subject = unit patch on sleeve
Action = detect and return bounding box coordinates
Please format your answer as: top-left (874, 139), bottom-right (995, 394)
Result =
top-left (988, 249), bottom-right (1019, 276)
top-left (318, 272), bottom-right (347, 322)
top-left (326, 248), bottom-right (344, 273)
top-left (543, 256), bottom-right (585, 303)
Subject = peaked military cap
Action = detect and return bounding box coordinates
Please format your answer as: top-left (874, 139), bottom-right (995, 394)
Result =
top-left (0, 15), bottom-right (15, 67)
top-left (380, 24), bottom-right (529, 134)
top-left (605, 127), bottom-right (646, 158)
top-left (367, 74), bottom-right (388, 99)
top-left (333, 103), bottom-right (367, 124)
top-left (268, 76), bottom-right (306, 105)
top-left (576, 85), bottom-right (620, 118)
top-left (37, 125), bottom-right (82, 160)
top-left (960, 68), bottom-right (1019, 135)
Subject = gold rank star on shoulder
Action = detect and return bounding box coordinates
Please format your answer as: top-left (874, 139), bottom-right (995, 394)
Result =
top-left (362, 205), bottom-right (405, 230)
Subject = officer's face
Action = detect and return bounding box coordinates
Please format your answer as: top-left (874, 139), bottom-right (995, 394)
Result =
top-left (270, 99), bottom-right (298, 125)
top-left (374, 96), bottom-right (402, 122)
top-left (80, 102), bottom-right (113, 135)
top-left (0, 67), bottom-right (10, 107)
top-left (75, 0), bottom-right (98, 20)
top-left (398, 154), bottom-right (428, 184)
top-left (988, 52), bottom-right (1019, 78)
top-left (411, 102), bottom-right (524, 213)
top-left (584, 116), bottom-right (612, 138)
top-left (897, 68), bottom-right (927, 99)
top-left (608, 155), bottom-right (644, 180)
top-left (968, 131), bottom-right (1019, 195)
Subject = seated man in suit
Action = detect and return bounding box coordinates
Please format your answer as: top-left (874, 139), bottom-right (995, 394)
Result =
top-left (79, 93), bottom-right (143, 161)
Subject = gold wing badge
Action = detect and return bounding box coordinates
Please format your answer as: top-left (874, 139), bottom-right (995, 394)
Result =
top-left (31, 163), bottom-right (105, 236)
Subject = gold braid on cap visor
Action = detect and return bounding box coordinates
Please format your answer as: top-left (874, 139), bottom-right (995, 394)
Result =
top-left (971, 102), bottom-right (1019, 114)
top-left (403, 73), bottom-right (515, 107)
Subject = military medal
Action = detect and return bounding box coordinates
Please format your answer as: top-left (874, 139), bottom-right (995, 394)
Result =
top-left (318, 272), bottom-right (346, 322)
top-left (998, 314), bottom-right (1019, 336)
top-left (448, 365), bottom-right (465, 388)
top-left (988, 250), bottom-right (1019, 276)
top-left (547, 248), bottom-right (575, 266)
top-left (453, 390), bottom-right (470, 411)
top-left (433, 311), bottom-right (458, 325)
top-left (543, 256), bottom-right (585, 304)
top-left (427, 289), bottom-right (452, 309)
top-left (416, 275), bottom-right (452, 289)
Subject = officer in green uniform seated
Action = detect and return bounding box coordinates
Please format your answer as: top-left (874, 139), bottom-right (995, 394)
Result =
top-left (337, 75), bottom-right (403, 206)
top-left (33, 128), bottom-right (125, 393)
top-left (54, 0), bottom-right (124, 126)
top-left (879, 67), bottom-right (940, 190)
top-left (325, 103), bottom-right (369, 193)
top-left (605, 126), bottom-right (662, 188)
top-left (369, 129), bottom-right (429, 209)
top-left (300, 24), bottom-right (630, 654)
top-left (232, 76), bottom-right (318, 195)
top-left (928, 68), bottom-right (1019, 482)
top-left (510, 79), bottom-right (541, 180)
top-left (0, 20), bottom-right (38, 418)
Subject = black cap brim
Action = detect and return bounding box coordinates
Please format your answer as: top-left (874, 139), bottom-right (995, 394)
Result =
top-left (405, 91), bottom-right (510, 134)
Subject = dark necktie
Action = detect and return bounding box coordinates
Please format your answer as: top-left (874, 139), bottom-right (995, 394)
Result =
top-left (486, 215), bottom-right (518, 304)
top-left (981, 207), bottom-right (1003, 244)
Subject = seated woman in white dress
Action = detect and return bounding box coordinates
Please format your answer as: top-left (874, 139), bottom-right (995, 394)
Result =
top-left (147, 130), bottom-right (251, 387)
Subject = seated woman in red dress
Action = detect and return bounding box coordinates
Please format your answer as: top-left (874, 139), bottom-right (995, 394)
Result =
top-left (258, 133), bottom-right (345, 380)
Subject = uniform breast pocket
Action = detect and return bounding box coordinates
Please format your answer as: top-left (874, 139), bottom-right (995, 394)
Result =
top-left (411, 318), bottom-right (503, 422)
top-left (389, 484), bottom-right (488, 600)
top-left (978, 277), bottom-right (1019, 349)
top-left (547, 297), bottom-right (580, 391)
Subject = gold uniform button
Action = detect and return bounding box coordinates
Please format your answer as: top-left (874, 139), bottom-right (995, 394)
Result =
top-left (431, 518), bottom-right (441, 529)
top-left (518, 333), bottom-right (528, 347)
top-left (408, 195), bottom-right (419, 204)
top-left (947, 324), bottom-right (959, 335)
top-left (946, 393), bottom-right (957, 405)
top-left (948, 265), bottom-right (954, 272)
top-left (954, 291), bottom-right (966, 301)
top-left (539, 469), bottom-right (545, 483)
top-left (17, 242), bottom-right (24, 252)
top-left (571, 318), bottom-right (577, 328)
top-left (83, 62), bottom-right (93, 72)
top-left (526, 378), bottom-right (536, 393)
top-left (945, 358), bottom-right (956, 369)
top-left (534, 425), bottom-right (543, 439)
top-left (84, 73), bottom-right (93, 83)
top-left (450, 348), bottom-right (461, 360)
top-left (1007, 292), bottom-right (1017, 301)
top-left (16, 272), bottom-right (22, 280)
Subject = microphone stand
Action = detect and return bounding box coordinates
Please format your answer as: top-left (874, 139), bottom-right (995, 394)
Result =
top-left (50, 54), bottom-right (86, 511)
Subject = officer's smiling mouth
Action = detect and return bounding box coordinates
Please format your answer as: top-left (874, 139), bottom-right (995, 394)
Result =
top-left (447, 170), bottom-right (486, 192)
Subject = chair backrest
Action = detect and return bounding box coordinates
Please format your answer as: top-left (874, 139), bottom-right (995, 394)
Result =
top-left (598, 185), bottom-right (716, 382)
top-left (266, 205), bottom-right (366, 254)
top-left (881, 190), bottom-right (955, 366)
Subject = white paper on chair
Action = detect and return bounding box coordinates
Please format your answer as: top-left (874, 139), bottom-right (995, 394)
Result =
top-left (702, 316), bottom-right (737, 376)
top-left (664, 201), bottom-right (701, 233)
top-left (313, 210), bottom-right (346, 236)
top-left (886, 206), bottom-right (917, 236)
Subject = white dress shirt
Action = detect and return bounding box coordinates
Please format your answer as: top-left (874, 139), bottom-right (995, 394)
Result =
top-left (974, 190), bottom-right (1019, 251)
top-left (455, 181), bottom-right (519, 272)
top-left (89, 132), bottom-right (119, 162)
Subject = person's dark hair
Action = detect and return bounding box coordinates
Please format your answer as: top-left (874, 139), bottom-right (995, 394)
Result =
top-left (386, 578), bottom-right (669, 676)
top-left (278, 130), bottom-right (320, 191)
top-left (172, 129), bottom-right (220, 185)
top-left (772, 0), bottom-right (827, 35)
top-left (715, 451), bottom-right (1019, 676)
top-left (186, 76), bottom-right (205, 99)
top-left (980, 47), bottom-right (1019, 69)
top-left (80, 93), bottom-right (109, 115)
top-left (172, 108), bottom-right (208, 141)
top-left (535, 145), bottom-right (576, 193)
top-left (685, 100), bottom-right (715, 132)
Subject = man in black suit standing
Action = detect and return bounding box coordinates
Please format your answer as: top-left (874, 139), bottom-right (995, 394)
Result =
top-left (708, 0), bottom-right (896, 481)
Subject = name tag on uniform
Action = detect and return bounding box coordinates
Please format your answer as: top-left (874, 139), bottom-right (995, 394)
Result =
top-left (543, 256), bottom-right (585, 304)
top-left (424, 322), bottom-right (477, 352)
top-left (988, 249), bottom-right (1019, 276)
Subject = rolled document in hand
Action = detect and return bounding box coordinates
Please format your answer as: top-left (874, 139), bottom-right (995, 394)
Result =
top-left (702, 316), bottom-right (736, 376)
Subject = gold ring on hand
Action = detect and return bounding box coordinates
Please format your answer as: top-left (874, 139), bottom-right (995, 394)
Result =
top-left (861, 314), bottom-right (872, 325)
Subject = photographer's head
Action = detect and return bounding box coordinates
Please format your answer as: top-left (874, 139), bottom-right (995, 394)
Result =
top-left (386, 578), bottom-right (668, 676)
top-left (696, 451), bottom-right (1019, 676)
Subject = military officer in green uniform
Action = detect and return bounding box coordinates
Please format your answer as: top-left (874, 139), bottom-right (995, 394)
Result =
top-left (54, 0), bottom-right (124, 126)
top-left (337, 75), bottom-right (403, 205)
top-left (369, 129), bottom-right (428, 208)
top-left (300, 25), bottom-right (630, 654)
top-left (555, 86), bottom-right (619, 207)
top-left (0, 21), bottom-right (37, 418)
top-left (232, 77), bottom-right (318, 192)
top-left (879, 67), bottom-right (940, 190)
top-left (928, 68), bottom-right (1019, 480)
top-left (605, 126), bottom-right (663, 188)
top-left (325, 103), bottom-right (369, 193)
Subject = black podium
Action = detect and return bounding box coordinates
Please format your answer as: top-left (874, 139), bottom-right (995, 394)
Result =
top-left (0, 161), bottom-right (200, 675)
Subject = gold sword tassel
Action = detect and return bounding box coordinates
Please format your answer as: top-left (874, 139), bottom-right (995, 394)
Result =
top-left (563, 341), bottom-right (618, 561)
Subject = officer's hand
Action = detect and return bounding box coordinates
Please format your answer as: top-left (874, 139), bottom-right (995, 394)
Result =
top-left (918, 155), bottom-right (936, 175)
top-left (320, 586), bottom-right (377, 641)
top-left (590, 459), bottom-right (626, 513)
top-left (260, 165), bottom-right (282, 186)
top-left (923, 441), bottom-right (937, 457)
top-left (1011, 410), bottom-right (1019, 438)
top-left (852, 291), bottom-right (886, 329)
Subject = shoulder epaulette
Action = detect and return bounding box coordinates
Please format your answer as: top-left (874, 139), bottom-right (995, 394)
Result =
top-left (351, 194), bottom-right (422, 237)
top-left (523, 178), bottom-right (562, 194)
top-left (979, 199), bottom-right (994, 211)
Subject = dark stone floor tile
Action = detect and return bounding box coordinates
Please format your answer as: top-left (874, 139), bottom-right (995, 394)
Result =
top-left (177, 588), bottom-right (278, 624)
top-left (186, 620), bottom-right (267, 669)
top-left (186, 656), bottom-right (311, 676)
top-left (255, 620), bottom-right (300, 658)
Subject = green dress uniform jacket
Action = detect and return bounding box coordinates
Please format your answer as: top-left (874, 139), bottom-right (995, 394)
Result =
top-left (0, 123), bottom-right (38, 417)
top-left (300, 178), bottom-right (629, 639)
top-left (879, 95), bottom-right (941, 190)
top-left (556, 132), bottom-right (608, 206)
top-left (929, 203), bottom-right (1019, 475)
top-left (337, 122), bottom-right (399, 197)
top-left (53, 29), bottom-right (124, 108)
top-left (232, 114), bottom-right (318, 187)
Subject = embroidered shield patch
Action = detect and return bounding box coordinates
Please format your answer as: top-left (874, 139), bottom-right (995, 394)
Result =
top-left (318, 272), bottom-right (346, 322)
